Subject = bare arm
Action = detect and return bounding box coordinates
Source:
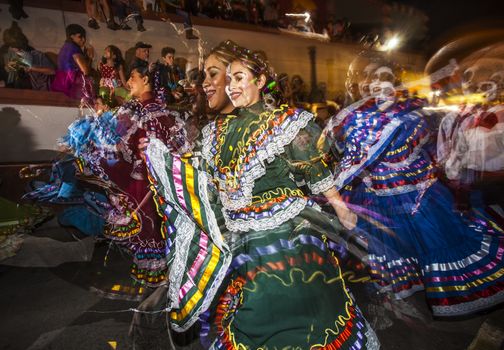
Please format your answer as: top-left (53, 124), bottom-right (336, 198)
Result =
top-left (118, 64), bottom-right (128, 88)
top-left (73, 53), bottom-right (91, 76)
top-left (26, 66), bottom-right (55, 75)
top-left (323, 187), bottom-right (357, 230)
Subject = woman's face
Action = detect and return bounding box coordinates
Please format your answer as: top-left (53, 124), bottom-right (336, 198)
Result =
top-left (203, 54), bottom-right (234, 113)
top-left (226, 60), bottom-right (262, 108)
top-left (70, 33), bottom-right (86, 48)
top-left (127, 69), bottom-right (149, 98)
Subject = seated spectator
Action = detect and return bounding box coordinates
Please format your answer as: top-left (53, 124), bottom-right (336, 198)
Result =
top-left (127, 41), bottom-right (151, 76)
top-left (277, 72), bottom-right (293, 105)
top-left (7, 0), bottom-right (28, 20)
top-left (172, 0), bottom-right (200, 39)
top-left (98, 45), bottom-right (129, 106)
top-left (1, 21), bottom-right (54, 90)
top-left (111, 0), bottom-right (146, 32)
top-left (230, 0), bottom-right (248, 22)
top-left (262, 0), bottom-right (279, 27)
top-left (51, 24), bottom-right (95, 102)
top-left (290, 74), bottom-right (308, 104)
top-left (157, 46), bottom-right (186, 104)
top-left (201, 0), bottom-right (231, 19)
top-left (85, 0), bottom-right (120, 30)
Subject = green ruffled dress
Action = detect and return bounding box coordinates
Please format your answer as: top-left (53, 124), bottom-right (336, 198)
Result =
top-left (145, 103), bottom-right (379, 349)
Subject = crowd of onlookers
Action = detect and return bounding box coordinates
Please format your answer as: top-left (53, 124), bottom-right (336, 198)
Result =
top-left (0, 17), bottom-right (348, 119)
top-left (5, 0), bottom-right (380, 43)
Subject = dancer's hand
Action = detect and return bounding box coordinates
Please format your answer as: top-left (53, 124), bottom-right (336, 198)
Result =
top-left (324, 187), bottom-right (358, 230)
top-left (335, 206), bottom-right (358, 230)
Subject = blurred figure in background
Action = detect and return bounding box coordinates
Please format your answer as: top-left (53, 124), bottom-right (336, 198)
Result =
top-left (85, 0), bottom-right (120, 30)
top-left (437, 42), bottom-right (504, 209)
top-left (111, 0), bottom-right (146, 32)
top-left (1, 21), bottom-right (54, 90)
top-left (325, 52), bottom-right (504, 317)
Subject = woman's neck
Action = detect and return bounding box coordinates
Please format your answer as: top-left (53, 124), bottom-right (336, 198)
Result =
top-left (139, 90), bottom-right (154, 104)
top-left (220, 104), bottom-right (236, 114)
top-left (245, 100), bottom-right (263, 113)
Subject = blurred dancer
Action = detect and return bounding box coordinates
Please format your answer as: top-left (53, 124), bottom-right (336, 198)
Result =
top-left (325, 52), bottom-right (504, 317)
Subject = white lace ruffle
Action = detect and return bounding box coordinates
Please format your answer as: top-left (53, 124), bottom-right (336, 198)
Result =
top-left (167, 214), bottom-right (195, 310)
top-left (365, 321), bottom-right (381, 349)
top-left (308, 175), bottom-right (335, 194)
top-left (325, 97), bottom-right (371, 131)
top-left (362, 177), bottom-right (437, 196)
top-left (223, 197), bottom-right (308, 232)
top-left (432, 288), bottom-right (504, 317)
top-left (146, 138), bottom-right (231, 332)
top-left (201, 122), bottom-right (216, 167)
top-left (217, 110), bottom-right (314, 211)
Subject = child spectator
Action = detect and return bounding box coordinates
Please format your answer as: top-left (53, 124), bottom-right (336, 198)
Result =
top-left (98, 45), bottom-right (128, 106)
top-left (157, 46), bottom-right (186, 104)
top-left (51, 24), bottom-right (95, 102)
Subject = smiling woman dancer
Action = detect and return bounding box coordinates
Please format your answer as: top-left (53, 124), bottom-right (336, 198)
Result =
top-left (142, 40), bottom-right (379, 349)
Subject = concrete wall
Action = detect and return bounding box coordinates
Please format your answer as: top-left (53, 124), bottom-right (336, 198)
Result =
top-left (0, 4), bottom-right (425, 98)
top-left (0, 104), bottom-right (79, 162)
top-left (0, 4), bottom-right (425, 162)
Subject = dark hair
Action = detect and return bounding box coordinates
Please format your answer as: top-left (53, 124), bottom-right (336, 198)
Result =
top-left (130, 62), bottom-right (154, 88)
top-left (206, 40), bottom-right (239, 67)
top-left (65, 24), bottom-right (86, 41)
top-left (230, 42), bottom-right (281, 108)
top-left (101, 45), bottom-right (124, 69)
top-left (161, 46), bottom-right (176, 57)
top-left (3, 21), bottom-right (29, 50)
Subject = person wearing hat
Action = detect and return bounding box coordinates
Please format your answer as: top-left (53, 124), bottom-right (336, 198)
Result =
top-left (51, 24), bottom-right (95, 102)
top-left (127, 41), bottom-right (151, 77)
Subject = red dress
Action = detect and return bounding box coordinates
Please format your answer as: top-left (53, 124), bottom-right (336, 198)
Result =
top-left (99, 92), bottom-right (191, 286)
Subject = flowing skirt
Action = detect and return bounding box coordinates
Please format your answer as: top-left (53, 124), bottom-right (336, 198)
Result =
top-left (344, 180), bottom-right (504, 317)
top-left (202, 207), bottom-right (380, 349)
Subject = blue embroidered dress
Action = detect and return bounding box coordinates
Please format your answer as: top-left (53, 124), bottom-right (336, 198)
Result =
top-left (327, 97), bottom-right (504, 317)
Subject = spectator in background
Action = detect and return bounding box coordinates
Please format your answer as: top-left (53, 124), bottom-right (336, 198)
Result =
top-left (85, 0), bottom-right (120, 30)
top-left (98, 45), bottom-right (129, 106)
top-left (1, 21), bottom-right (54, 90)
top-left (277, 72), bottom-right (293, 105)
top-left (52, 24), bottom-right (95, 102)
top-left (157, 46), bottom-right (186, 104)
top-left (262, 0), bottom-right (279, 27)
top-left (201, 0), bottom-right (232, 20)
top-left (174, 0), bottom-right (200, 40)
top-left (127, 41), bottom-right (151, 76)
top-left (111, 0), bottom-right (146, 32)
top-left (7, 0), bottom-right (28, 20)
top-left (333, 19), bottom-right (344, 41)
top-left (290, 74), bottom-right (307, 104)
